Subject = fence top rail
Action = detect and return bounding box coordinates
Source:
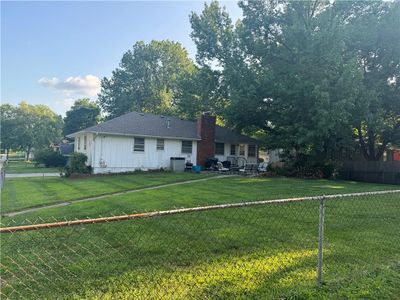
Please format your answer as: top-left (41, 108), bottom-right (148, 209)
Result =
top-left (1, 189), bottom-right (399, 234)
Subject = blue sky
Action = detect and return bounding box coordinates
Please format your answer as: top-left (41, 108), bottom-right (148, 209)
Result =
top-left (1, 1), bottom-right (241, 116)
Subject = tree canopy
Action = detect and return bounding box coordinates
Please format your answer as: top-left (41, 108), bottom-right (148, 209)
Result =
top-left (0, 102), bottom-right (63, 158)
top-left (189, 0), bottom-right (399, 161)
top-left (86, 0), bottom-right (399, 162)
top-left (63, 99), bottom-right (100, 136)
top-left (98, 40), bottom-right (195, 119)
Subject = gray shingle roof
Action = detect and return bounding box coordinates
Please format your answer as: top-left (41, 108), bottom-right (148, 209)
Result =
top-left (69, 111), bottom-right (258, 144)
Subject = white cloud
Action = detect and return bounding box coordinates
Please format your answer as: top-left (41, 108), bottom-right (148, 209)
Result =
top-left (38, 75), bottom-right (101, 97)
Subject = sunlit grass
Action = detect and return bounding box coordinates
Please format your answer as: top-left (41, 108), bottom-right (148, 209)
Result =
top-left (76, 249), bottom-right (317, 299)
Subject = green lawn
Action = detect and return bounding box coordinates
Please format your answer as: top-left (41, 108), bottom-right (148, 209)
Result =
top-left (1, 172), bottom-right (213, 213)
top-left (1, 191), bottom-right (399, 299)
top-left (1, 175), bottom-right (399, 299)
top-left (1, 175), bottom-right (398, 225)
top-left (3, 160), bottom-right (62, 174)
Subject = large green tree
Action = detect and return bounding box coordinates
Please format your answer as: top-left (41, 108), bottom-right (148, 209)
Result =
top-left (63, 99), bottom-right (100, 135)
top-left (343, 1), bottom-right (400, 160)
top-left (190, 0), bottom-right (399, 161)
top-left (98, 40), bottom-right (195, 119)
top-left (0, 104), bottom-right (20, 158)
top-left (0, 102), bottom-right (63, 160)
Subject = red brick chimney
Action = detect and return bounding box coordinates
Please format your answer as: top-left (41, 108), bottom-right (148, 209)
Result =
top-left (197, 113), bottom-right (216, 167)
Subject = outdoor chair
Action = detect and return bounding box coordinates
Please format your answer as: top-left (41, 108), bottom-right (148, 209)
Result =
top-left (217, 162), bottom-right (230, 173)
top-left (257, 162), bottom-right (268, 172)
top-left (240, 163), bottom-right (261, 175)
top-left (239, 163), bottom-right (254, 175)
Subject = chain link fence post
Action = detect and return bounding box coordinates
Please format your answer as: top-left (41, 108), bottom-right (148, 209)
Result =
top-left (317, 196), bottom-right (325, 286)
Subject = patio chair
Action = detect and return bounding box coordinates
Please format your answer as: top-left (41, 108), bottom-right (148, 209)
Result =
top-left (239, 163), bottom-right (254, 175)
top-left (257, 162), bottom-right (268, 172)
top-left (217, 162), bottom-right (230, 173)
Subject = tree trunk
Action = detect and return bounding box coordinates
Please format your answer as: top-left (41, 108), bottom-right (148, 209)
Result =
top-left (26, 146), bottom-right (31, 161)
top-left (6, 148), bottom-right (9, 160)
top-left (357, 126), bottom-right (386, 161)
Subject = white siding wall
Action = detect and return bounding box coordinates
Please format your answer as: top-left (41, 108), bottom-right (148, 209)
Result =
top-left (73, 133), bottom-right (258, 173)
top-left (85, 135), bottom-right (197, 174)
top-left (74, 133), bottom-right (94, 165)
top-left (214, 143), bottom-right (258, 164)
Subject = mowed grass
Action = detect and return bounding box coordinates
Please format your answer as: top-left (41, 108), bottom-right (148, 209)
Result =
top-left (3, 160), bottom-right (61, 174)
top-left (1, 193), bottom-right (399, 299)
top-left (1, 172), bottom-right (213, 213)
top-left (2, 175), bottom-right (398, 225)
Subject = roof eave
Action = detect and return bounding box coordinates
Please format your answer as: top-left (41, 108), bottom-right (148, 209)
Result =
top-left (71, 130), bottom-right (201, 141)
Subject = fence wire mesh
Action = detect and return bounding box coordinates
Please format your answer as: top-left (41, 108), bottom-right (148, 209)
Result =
top-left (1, 191), bottom-right (399, 299)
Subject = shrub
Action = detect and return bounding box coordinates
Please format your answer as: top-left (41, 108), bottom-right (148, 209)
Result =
top-left (64, 152), bottom-right (90, 177)
top-left (268, 156), bottom-right (336, 179)
top-left (34, 148), bottom-right (67, 167)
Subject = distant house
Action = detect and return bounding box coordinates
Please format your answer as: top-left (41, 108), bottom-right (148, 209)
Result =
top-left (67, 112), bottom-right (259, 174)
top-left (50, 139), bottom-right (74, 156)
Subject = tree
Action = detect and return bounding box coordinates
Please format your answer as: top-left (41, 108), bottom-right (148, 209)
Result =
top-left (343, 1), bottom-right (400, 161)
top-left (98, 40), bottom-right (195, 119)
top-left (0, 104), bottom-right (20, 158)
top-left (190, 1), bottom-right (361, 160)
top-left (190, 0), bottom-right (399, 161)
top-left (63, 99), bottom-right (100, 135)
top-left (0, 102), bottom-right (63, 160)
top-left (18, 102), bottom-right (63, 160)
top-left (175, 65), bottom-right (229, 120)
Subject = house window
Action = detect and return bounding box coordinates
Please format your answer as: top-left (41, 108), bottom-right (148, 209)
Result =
top-left (239, 144), bottom-right (245, 156)
top-left (84, 135), bottom-right (87, 150)
top-left (77, 137), bottom-right (81, 150)
top-left (156, 139), bottom-right (164, 151)
top-left (230, 144), bottom-right (236, 156)
top-left (248, 145), bottom-right (256, 157)
top-left (134, 137), bottom-right (145, 152)
top-left (215, 143), bottom-right (224, 155)
top-left (182, 141), bottom-right (192, 154)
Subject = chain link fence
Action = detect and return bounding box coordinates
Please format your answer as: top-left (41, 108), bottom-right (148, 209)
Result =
top-left (1, 190), bottom-right (399, 299)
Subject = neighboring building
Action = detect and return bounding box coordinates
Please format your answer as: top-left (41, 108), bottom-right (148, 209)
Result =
top-left (384, 146), bottom-right (400, 161)
top-left (59, 143), bottom-right (74, 156)
top-left (50, 138), bottom-right (75, 156)
top-left (67, 112), bottom-right (259, 174)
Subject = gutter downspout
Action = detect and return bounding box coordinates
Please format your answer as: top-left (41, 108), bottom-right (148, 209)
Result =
top-left (93, 133), bottom-right (98, 173)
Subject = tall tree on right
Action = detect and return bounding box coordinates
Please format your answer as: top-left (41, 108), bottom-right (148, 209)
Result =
top-left (190, 1), bottom-right (362, 160)
top-left (190, 0), bottom-right (399, 161)
top-left (344, 1), bottom-right (400, 160)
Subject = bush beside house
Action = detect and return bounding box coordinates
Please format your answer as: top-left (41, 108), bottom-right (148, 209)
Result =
top-left (64, 153), bottom-right (91, 177)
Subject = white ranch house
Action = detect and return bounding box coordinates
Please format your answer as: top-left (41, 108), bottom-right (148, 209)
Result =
top-left (68, 112), bottom-right (259, 174)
